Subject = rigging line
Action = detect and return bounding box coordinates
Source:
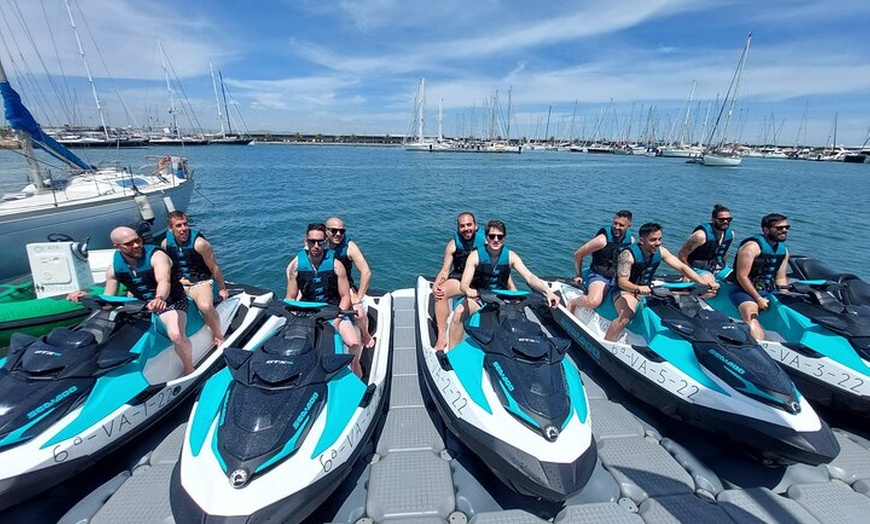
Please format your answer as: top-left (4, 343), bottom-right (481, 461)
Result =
top-left (6, 0), bottom-right (65, 127)
top-left (161, 48), bottom-right (204, 134)
top-left (40, 0), bottom-right (75, 122)
top-left (193, 186), bottom-right (215, 207)
top-left (72, 0), bottom-right (139, 129)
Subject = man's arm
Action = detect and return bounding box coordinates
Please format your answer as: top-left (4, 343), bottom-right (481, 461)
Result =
top-left (435, 240), bottom-right (457, 287)
top-left (150, 251), bottom-right (174, 312)
top-left (775, 251), bottom-right (790, 289)
top-left (734, 242), bottom-right (763, 300)
top-left (348, 241), bottom-right (371, 298)
top-left (196, 237), bottom-right (228, 299)
top-left (663, 246), bottom-right (715, 288)
top-left (509, 252), bottom-right (559, 307)
top-left (103, 265), bottom-right (120, 296)
top-left (615, 250), bottom-right (637, 292)
top-left (334, 262), bottom-right (352, 311)
top-left (678, 230), bottom-right (705, 265)
top-left (573, 234), bottom-right (607, 278)
top-left (459, 251), bottom-right (480, 297)
top-left (284, 258), bottom-right (299, 300)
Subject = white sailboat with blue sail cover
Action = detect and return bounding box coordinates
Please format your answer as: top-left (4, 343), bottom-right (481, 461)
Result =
top-left (0, 56), bottom-right (193, 283)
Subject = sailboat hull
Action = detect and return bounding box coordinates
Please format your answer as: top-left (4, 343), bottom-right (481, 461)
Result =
top-left (701, 154), bottom-right (742, 167)
top-left (0, 181), bottom-right (193, 282)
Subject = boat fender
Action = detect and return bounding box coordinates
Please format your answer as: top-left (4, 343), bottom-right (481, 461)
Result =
top-left (163, 195), bottom-right (176, 213)
top-left (134, 195), bottom-right (155, 222)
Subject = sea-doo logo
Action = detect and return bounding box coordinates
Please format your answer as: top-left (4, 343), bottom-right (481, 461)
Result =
top-left (229, 468), bottom-right (249, 488)
top-left (709, 349), bottom-right (745, 375)
top-left (517, 337), bottom-right (539, 343)
top-left (544, 425), bottom-right (560, 442)
top-left (492, 361), bottom-right (515, 392)
top-left (293, 392), bottom-right (320, 430)
top-left (33, 350), bottom-right (62, 357)
top-left (27, 386), bottom-right (78, 420)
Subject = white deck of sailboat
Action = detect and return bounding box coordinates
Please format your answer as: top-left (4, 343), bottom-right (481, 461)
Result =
top-left (57, 289), bottom-right (870, 524)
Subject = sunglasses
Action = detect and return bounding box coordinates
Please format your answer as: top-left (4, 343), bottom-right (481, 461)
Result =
top-left (306, 238), bottom-right (326, 247)
top-left (773, 225), bottom-right (790, 231)
top-left (327, 228), bottom-right (346, 235)
top-left (487, 233), bottom-right (505, 241)
top-left (715, 217), bottom-right (733, 222)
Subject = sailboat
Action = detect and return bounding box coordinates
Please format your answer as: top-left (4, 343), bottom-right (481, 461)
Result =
top-left (0, 56), bottom-right (194, 283)
top-left (206, 62), bottom-right (252, 145)
top-left (701, 34), bottom-right (752, 167)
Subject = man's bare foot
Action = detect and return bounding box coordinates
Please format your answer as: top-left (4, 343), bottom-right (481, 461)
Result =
top-left (434, 335), bottom-right (448, 351)
top-left (567, 297), bottom-right (580, 313)
top-left (363, 335), bottom-right (376, 350)
top-left (214, 336), bottom-right (226, 347)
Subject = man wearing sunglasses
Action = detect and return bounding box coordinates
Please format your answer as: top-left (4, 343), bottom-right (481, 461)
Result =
top-left (162, 211), bottom-right (229, 347)
top-left (68, 226), bottom-right (194, 375)
top-left (432, 212), bottom-right (485, 350)
top-left (325, 217), bottom-right (374, 350)
top-left (727, 213), bottom-right (791, 340)
top-left (678, 203), bottom-right (734, 290)
top-left (285, 223), bottom-right (361, 376)
top-left (448, 220), bottom-right (560, 349)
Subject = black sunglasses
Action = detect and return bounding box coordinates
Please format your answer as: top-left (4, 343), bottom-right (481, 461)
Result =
top-left (487, 233), bottom-right (505, 241)
top-left (715, 217), bottom-right (733, 222)
top-left (306, 238), bottom-right (326, 247)
top-left (327, 227), bottom-right (346, 235)
top-left (772, 225), bottom-right (790, 231)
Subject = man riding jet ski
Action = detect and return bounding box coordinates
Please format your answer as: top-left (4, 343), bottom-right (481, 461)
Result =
top-left (549, 278), bottom-right (839, 465)
top-left (706, 217), bottom-right (870, 414)
top-left (416, 277), bottom-right (597, 502)
top-left (171, 294), bottom-right (392, 524)
top-left (0, 286), bottom-right (273, 510)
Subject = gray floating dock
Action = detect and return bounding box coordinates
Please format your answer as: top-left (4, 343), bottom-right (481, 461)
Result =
top-left (59, 289), bottom-right (870, 523)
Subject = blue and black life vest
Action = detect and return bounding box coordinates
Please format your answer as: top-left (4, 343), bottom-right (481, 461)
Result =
top-left (471, 246), bottom-right (511, 290)
top-left (626, 244), bottom-right (662, 286)
top-left (296, 249), bottom-right (340, 305)
top-left (164, 229), bottom-right (212, 283)
top-left (687, 223), bottom-right (734, 272)
top-left (589, 226), bottom-right (632, 279)
top-left (452, 230), bottom-right (485, 276)
top-left (730, 234), bottom-right (787, 291)
top-left (112, 245), bottom-right (185, 303)
top-left (331, 236), bottom-right (356, 289)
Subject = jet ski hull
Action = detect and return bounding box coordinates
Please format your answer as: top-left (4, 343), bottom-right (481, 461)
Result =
top-left (415, 277), bottom-right (597, 501)
top-left (171, 294), bottom-right (392, 524)
top-left (0, 285), bottom-right (275, 510)
top-left (548, 280), bottom-right (839, 466)
top-left (706, 275), bottom-right (870, 414)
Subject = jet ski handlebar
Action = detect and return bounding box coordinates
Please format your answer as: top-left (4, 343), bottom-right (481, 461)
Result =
top-left (81, 295), bottom-right (149, 315)
top-left (254, 299), bottom-right (357, 321)
top-left (650, 282), bottom-right (709, 298)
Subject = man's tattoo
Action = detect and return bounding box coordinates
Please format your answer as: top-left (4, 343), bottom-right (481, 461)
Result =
top-left (617, 251), bottom-right (631, 278)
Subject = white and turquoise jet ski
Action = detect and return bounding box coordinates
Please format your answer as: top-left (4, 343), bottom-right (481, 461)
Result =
top-left (704, 260), bottom-right (870, 413)
top-left (415, 277), bottom-right (597, 502)
top-left (170, 293), bottom-right (392, 524)
top-left (547, 279), bottom-right (839, 465)
top-left (0, 285), bottom-right (274, 510)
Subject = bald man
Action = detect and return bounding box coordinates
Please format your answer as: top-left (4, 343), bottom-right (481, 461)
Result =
top-left (69, 226), bottom-right (195, 375)
top-left (325, 216), bottom-right (374, 348)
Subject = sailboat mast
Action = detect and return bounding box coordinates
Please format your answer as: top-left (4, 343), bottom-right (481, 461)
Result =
top-left (219, 71), bottom-right (233, 136)
top-left (209, 61), bottom-right (226, 136)
top-left (63, 0), bottom-right (109, 140)
top-left (438, 97), bottom-right (443, 141)
top-left (417, 78), bottom-right (425, 142)
top-left (158, 41), bottom-right (178, 137)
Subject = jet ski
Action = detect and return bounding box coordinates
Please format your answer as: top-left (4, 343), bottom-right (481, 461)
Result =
top-left (415, 277), bottom-right (597, 502)
top-left (0, 285), bottom-right (274, 510)
top-left (171, 293), bottom-right (392, 524)
top-left (547, 279), bottom-right (839, 466)
top-left (705, 262), bottom-right (870, 413)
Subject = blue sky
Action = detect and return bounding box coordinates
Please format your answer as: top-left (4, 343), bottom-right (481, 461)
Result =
top-left (2, 0), bottom-right (869, 146)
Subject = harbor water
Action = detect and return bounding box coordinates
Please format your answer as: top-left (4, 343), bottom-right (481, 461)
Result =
top-left (3, 144), bottom-right (865, 293)
top-left (0, 145), bottom-right (868, 522)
